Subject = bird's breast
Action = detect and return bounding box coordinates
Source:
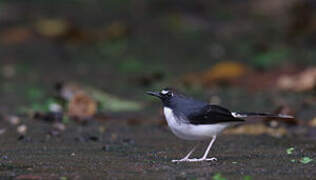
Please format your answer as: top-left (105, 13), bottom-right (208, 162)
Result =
top-left (163, 107), bottom-right (180, 128)
top-left (163, 107), bottom-right (229, 140)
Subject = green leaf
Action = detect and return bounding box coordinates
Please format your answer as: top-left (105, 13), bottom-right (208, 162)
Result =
top-left (27, 87), bottom-right (44, 100)
top-left (291, 159), bottom-right (296, 163)
top-left (243, 176), bottom-right (252, 180)
top-left (118, 58), bottom-right (144, 73)
top-left (213, 173), bottom-right (226, 180)
top-left (62, 116), bottom-right (70, 124)
top-left (286, 147), bottom-right (295, 155)
top-left (87, 87), bottom-right (143, 112)
top-left (253, 49), bottom-right (289, 69)
top-left (300, 157), bottom-right (313, 164)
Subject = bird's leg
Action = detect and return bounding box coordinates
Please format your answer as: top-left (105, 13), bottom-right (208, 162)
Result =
top-left (171, 144), bottom-right (198, 163)
top-left (183, 136), bottom-right (217, 162)
top-left (200, 135), bottom-right (217, 161)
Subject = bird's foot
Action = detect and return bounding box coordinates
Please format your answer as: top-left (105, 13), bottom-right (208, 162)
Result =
top-left (171, 158), bottom-right (189, 163)
top-left (172, 157), bottom-right (217, 163)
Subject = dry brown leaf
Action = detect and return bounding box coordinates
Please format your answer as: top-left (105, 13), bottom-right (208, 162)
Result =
top-left (0, 27), bottom-right (33, 45)
top-left (104, 22), bottom-right (128, 40)
top-left (202, 61), bottom-right (248, 85)
top-left (35, 18), bottom-right (70, 38)
top-left (224, 124), bottom-right (287, 137)
top-left (182, 72), bottom-right (203, 86)
top-left (277, 67), bottom-right (316, 92)
top-left (309, 117), bottom-right (316, 127)
top-left (67, 91), bottom-right (97, 120)
top-left (16, 175), bottom-right (42, 180)
top-left (251, 0), bottom-right (298, 17)
top-left (264, 105), bottom-right (298, 127)
top-left (182, 61), bottom-right (248, 87)
top-left (2, 64), bottom-right (16, 79)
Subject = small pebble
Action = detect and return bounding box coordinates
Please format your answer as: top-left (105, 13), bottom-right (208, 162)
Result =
top-left (2, 155), bottom-right (8, 160)
top-left (2, 64), bottom-right (16, 78)
top-left (102, 145), bottom-right (111, 151)
top-left (53, 123), bottom-right (66, 131)
top-left (48, 130), bottom-right (60, 136)
top-left (8, 115), bottom-right (20, 125)
top-left (122, 138), bottom-right (135, 145)
top-left (49, 103), bottom-right (63, 113)
top-left (74, 137), bottom-right (86, 142)
top-left (89, 136), bottom-right (99, 142)
top-left (17, 124), bottom-right (27, 134)
top-left (0, 129), bottom-right (6, 135)
top-left (17, 135), bottom-right (32, 142)
top-left (18, 135), bottom-right (25, 141)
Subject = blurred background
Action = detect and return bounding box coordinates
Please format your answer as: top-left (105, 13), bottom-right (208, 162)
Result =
top-left (0, 0), bottom-right (315, 179)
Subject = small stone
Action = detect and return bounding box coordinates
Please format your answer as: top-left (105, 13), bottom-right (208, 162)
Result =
top-left (102, 145), bottom-right (110, 151)
top-left (17, 125), bottom-right (27, 135)
top-left (18, 135), bottom-right (25, 141)
top-left (98, 126), bottom-right (106, 133)
top-left (49, 103), bottom-right (63, 113)
top-left (74, 136), bottom-right (86, 142)
top-left (2, 64), bottom-right (16, 79)
top-left (8, 115), bottom-right (20, 125)
top-left (122, 138), bottom-right (135, 145)
top-left (48, 130), bottom-right (60, 136)
top-left (0, 129), bottom-right (6, 135)
top-left (111, 133), bottom-right (118, 140)
top-left (179, 171), bottom-right (187, 177)
top-left (2, 155), bottom-right (8, 160)
top-left (17, 135), bottom-right (31, 142)
top-left (53, 123), bottom-right (66, 131)
top-left (89, 136), bottom-right (99, 142)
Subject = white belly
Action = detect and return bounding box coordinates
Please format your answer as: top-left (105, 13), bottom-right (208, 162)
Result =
top-left (163, 107), bottom-right (230, 140)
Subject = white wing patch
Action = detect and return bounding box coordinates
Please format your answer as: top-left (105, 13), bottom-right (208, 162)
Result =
top-left (231, 112), bottom-right (246, 118)
top-left (161, 89), bottom-right (169, 94)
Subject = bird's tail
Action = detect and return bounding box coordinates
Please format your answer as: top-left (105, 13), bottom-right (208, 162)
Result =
top-left (231, 112), bottom-right (294, 119)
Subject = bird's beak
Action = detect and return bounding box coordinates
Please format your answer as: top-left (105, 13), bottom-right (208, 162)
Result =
top-left (146, 91), bottom-right (161, 98)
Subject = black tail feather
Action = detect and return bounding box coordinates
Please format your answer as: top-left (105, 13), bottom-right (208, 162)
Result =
top-left (232, 112), bottom-right (294, 119)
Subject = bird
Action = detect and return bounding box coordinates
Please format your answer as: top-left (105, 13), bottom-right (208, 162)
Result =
top-left (146, 88), bottom-right (294, 163)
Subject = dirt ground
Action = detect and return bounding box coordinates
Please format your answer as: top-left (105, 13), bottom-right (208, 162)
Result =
top-left (1, 0), bottom-right (316, 179)
top-left (0, 116), bottom-right (315, 180)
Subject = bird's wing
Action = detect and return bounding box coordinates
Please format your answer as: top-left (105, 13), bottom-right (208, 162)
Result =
top-left (187, 104), bottom-right (244, 125)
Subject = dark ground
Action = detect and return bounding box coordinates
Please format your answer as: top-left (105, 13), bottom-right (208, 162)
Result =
top-left (1, 0), bottom-right (316, 179)
top-left (1, 119), bottom-right (316, 180)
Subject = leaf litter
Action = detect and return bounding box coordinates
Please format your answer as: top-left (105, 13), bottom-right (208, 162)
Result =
top-left (182, 61), bottom-right (316, 92)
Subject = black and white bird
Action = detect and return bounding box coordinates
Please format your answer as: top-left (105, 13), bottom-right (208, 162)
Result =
top-left (147, 88), bottom-right (294, 163)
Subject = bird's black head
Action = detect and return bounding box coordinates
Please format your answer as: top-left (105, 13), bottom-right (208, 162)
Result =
top-left (147, 88), bottom-right (208, 111)
top-left (146, 88), bottom-right (175, 107)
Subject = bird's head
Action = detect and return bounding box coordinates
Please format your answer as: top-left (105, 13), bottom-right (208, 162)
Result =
top-left (146, 88), bottom-right (176, 106)
top-left (146, 88), bottom-right (174, 99)
top-left (147, 88), bottom-right (207, 110)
